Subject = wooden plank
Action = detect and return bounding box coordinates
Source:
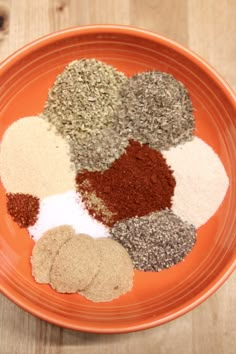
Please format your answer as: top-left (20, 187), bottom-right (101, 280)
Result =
top-left (188, 0), bottom-right (236, 86)
top-left (130, 0), bottom-right (189, 46)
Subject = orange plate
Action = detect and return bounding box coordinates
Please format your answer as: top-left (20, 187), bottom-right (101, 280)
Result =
top-left (0, 25), bottom-right (235, 334)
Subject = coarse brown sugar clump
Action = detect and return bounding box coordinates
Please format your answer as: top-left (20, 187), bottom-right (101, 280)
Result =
top-left (110, 209), bottom-right (196, 271)
top-left (76, 140), bottom-right (176, 226)
top-left (80, 238), bottom-right (133, 302)
top-left (31, 228), bottom-right (134, 301)
top-left (43, 59), bottom-right (128, 171)
top-left (50, 234), bottom-right (101, 293)
top-left (6, 193), bottom-right (40, 228)
top-left (31, 225), bottom-right (75, 283)
top-left (115, 71), bottom-right (195, 150)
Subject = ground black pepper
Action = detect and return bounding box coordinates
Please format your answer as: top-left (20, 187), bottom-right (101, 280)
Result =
top-left (110, 209), bottom-right (196, 271)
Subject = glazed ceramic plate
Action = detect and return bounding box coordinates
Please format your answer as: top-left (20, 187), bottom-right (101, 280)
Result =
top-left (0, 25), bottom-right (235, 333)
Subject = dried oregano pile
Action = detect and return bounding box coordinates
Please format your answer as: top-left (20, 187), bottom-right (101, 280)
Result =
top-left (43, 59), bottom-right (128, 171)
top-left (114, 71), bottom-right (195, 150)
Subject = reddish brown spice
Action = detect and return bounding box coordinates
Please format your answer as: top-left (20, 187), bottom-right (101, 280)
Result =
top-left (7, 193), bottom-right (40, 228)
top-left (76, 140), bottom-right (176, 226)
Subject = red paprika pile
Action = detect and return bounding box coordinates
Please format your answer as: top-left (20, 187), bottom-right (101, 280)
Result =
top-left (7, 193), bottom-right (40, 228)
top-left (76, 140), bottom-right (176, 226)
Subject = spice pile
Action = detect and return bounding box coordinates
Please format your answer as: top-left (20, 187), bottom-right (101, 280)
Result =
top-left (162, 137), bottom-right (229, 228)
top-left (76, 140), bottom-right (176, 226)
top-left (7, 193), bottom-right (39, 228)
top-left (0, 58), bottom-right (229, 302)
top-left (28, 190), bottom-right (109, 241)
top-left (31, 226), bottom-right (133, 302)
top-left (110, 210), bottom-right (196, 271)
top-left (0, 116), bottom-right (75, 198)
top-left (114, 71), bottom-right (195, 150)
top-left (43, 59), bottom-right (128, 171)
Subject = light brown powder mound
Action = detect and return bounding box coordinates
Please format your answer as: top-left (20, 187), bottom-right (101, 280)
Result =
top-left (50, 234), bottom-right (101, 293)
top-left (0, 116), bottom-right (75, 198)
top-left (31, 225), bottom-right (75, 284)
top-left (80, 238), bottom-right (134, 302)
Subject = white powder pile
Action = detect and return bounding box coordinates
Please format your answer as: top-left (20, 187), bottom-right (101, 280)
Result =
top-left (163, 137), bottom-right (229, 228)
top-left (28, 190), bottom-right (109, 241)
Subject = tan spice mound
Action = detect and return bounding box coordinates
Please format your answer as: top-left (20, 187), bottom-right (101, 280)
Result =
top-left (0, 116), bottom-right (75, 198)
top-left (31, 225), bottom-right (75, 283)
top-left (50, 234), bottom-right (101, 293)
top-left (80, 238), bottom-right (133, 302)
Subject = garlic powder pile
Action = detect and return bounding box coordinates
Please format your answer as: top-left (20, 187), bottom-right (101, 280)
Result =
top-left (0, 116), bottom-right (75, 198)
top-left (163, 137), bottom-right (229, 228)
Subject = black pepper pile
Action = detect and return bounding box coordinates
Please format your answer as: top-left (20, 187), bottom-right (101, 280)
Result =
top-left (110, 210), bottom-right (196, 271)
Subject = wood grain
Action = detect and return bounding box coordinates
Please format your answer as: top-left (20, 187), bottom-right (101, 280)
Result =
top-left (130, 0), bottom-right (189, 45)
top-left (0, 1), bottom-right (235, 353)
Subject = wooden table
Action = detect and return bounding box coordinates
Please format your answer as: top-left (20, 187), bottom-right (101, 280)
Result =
top-left (0, 1), bottom-right (235, 353)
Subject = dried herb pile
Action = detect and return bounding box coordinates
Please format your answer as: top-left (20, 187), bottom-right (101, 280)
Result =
top-left (43, 59), bottom-right (128, 171)
top-left (31, 226), bottom-right (134, 302)
top-left (44, 61), bottom-right (195, 173)
top-left (114, 71), bottom-right (195, 150)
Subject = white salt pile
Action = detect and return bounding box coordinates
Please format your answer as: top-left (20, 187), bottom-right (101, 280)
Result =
top-left (163, 137), bottom-right (229, 228)
top-left (28, 190), bottom-right (109, 241)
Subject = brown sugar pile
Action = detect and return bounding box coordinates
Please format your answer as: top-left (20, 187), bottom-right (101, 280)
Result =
top-left (50, 234), bottom-right (101, 293)
top-left (31, 225), bottom-right (75, 283)
top-left (80, 238), bottom-right (133, 302)
top-left (31, 227), bottom-right (134, 301)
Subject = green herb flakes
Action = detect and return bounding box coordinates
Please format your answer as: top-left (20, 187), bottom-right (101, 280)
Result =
top-left (115, 71), bottom-right (195, 150)
top-left (43, 59), bottom-right (128, 171)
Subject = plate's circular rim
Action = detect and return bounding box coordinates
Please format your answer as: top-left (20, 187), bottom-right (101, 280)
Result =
top-left (0, 24), bottom-right (235, 334)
